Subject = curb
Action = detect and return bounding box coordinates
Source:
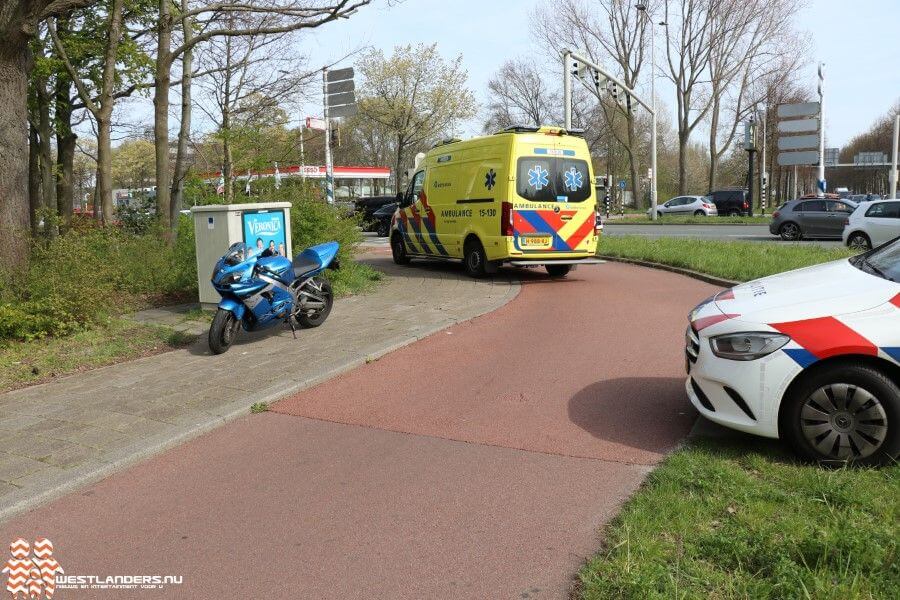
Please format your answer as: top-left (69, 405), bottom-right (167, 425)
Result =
top-left (0, 281), bottom-right (520, 524)
top-left (598, 255), bottom-right (741, 288)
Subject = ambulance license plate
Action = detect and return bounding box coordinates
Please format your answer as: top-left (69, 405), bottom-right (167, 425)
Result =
top-left (521, 235), bottom-right (551, 247)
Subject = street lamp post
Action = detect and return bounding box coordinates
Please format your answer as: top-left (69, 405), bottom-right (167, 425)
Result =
top-left (636, 3), bottom-right (660, 221)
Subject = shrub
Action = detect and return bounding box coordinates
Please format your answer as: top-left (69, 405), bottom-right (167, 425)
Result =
top-left (0, 216), bottom-right (199, 342)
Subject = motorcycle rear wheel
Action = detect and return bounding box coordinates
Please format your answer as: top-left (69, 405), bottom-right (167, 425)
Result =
top-left (296, 278), bottom-right (333, 328)
top-left (209, 309), bottom-right (240, 354)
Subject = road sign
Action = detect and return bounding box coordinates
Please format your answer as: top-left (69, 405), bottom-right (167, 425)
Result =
top-left (305, 116), bottom-right (326, 131)
top-left (326, 79), bottom-right (354, 94)
top-left (329, 103), bottom-right (358, 118)
top-left (618, 179), bottom-right (626, 190)
top-left (855, 151), bottom-right (888, 165)
top-left (327, 91), bottom-right (355, 107)
top-left (326, 67), bottom-right (354, 82)
top-left (777, 150), bottom-right (819, 166)
top-left (778, 119), bottom-right (819, 133)
top-left (824, 147), bottom-right (839, 166)
top-left (777, 102), bottom-right (820, 118)
top-left (777, 134), bottom-right (819, 151)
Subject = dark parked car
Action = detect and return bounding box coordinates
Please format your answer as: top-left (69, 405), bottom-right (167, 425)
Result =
top-left (371, 202), bottom-right (397, 237)
top-left (768, 195), bottom-right (857, 240)
top-left (709, 188), bottom-right (751, 216)
top-left (354, 195), bottom-right (397, 228)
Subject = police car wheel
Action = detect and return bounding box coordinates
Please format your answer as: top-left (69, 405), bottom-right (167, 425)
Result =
top-left (546, 265), bottom-right (572, 278)
top-left (463, 239), bottom-right (487, 278)
top-left (782, 362), bottom-right (900, 466)
top-left (391, 234), bottom-right (411, 265)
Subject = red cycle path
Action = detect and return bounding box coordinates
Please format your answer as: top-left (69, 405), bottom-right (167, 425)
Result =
top-left (275, 261), bottom-right (712, 464)
top-left (0, 261), bottom-right (717, 599)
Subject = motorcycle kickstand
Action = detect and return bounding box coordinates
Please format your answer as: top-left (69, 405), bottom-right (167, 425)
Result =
top-left (286, 316), bottom-right (297, 339)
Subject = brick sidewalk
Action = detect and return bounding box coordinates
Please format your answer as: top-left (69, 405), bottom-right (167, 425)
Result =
top-left (0, 255), bottom-right (518, 522)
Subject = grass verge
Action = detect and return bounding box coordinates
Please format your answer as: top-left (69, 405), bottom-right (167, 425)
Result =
top-left (327, 260), bottom-right (383, 297)
top-left (599, 236), bottom-right (854, 282)
top-left (578, 434), bottom-right (899, 599)
top-left (0, 319), bottom-right (196, 393)
top-left (612, 215), bottom-right (772, 225)
top-left (582, 236), bottom-right (894, 598)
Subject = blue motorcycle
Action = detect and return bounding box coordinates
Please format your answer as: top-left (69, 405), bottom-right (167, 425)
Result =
top-left (208, 241), bottom-right (339, 354)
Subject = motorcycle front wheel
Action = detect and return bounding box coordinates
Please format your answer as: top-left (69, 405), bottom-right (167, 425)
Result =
top-left (296, 277), bottom-right (333, 328)
top-left (208, 309), bottom-right (240, 354)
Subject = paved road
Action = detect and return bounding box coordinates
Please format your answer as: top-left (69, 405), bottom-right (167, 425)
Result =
top-left (1, 261), bottom-right (717, 599)
top-left (604, 223), bottom-right (842, 247)
top-left (0, 257), bottom-right (515, 522)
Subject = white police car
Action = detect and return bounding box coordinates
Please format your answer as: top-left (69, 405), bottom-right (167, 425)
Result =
top-left (686, 238), bottom-right (900, 465)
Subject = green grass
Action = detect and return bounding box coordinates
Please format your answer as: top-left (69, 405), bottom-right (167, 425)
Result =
top-left (599, 236), bottom-right (854, 282)
top-left (250, 402), bottom-right (269, 413)
top-left (613, 215), bottom-right (772, 225)
top-left (0, 319), bottom-right (196, 392)
top-left (327, 260), bottom-right (383, 297)
top-left (578, 436), bottom-right (900, 599)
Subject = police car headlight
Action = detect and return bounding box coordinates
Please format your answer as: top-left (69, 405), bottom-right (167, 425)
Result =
top-left (709, 332), bottom-right (789, 361)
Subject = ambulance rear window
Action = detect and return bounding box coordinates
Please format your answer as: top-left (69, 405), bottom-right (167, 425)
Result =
top-left (516, 157), bottom-right (591, 203)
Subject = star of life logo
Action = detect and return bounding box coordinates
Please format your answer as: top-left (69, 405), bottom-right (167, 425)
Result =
top-left (4, 539), bottom-right (183, 597)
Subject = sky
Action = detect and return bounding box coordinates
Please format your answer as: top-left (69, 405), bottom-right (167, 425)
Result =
top-left (293, 0), bottom-right (900, 149)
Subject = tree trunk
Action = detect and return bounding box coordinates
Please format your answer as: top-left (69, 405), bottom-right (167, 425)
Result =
top-left (395, 136), bottom-right (406, 194)
top-left (707, 95), bottom-right (721, 193)
top-left (169, 2), bottom-right (193, 228)
top-left (29, 122), bottom-right (42, 236)
top-left (154, 0), bottom-right (173, 230)
top-left (36, 75), bottom-right (57, 237)
top-left (0, 41), bottom-right (32, 269)
top-left (222, 32), bottom-right (233, 204)
top-left (55, 75), bottom-right (76, 232)
top-left (678, 129), bottom-right (688, 195)
top-left (96, 116), bottom-right (114, 224)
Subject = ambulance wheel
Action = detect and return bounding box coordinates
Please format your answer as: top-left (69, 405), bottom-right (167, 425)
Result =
top-left (391, 233), bottom-right (411, 265)
top-left (463, 238), bottom-right (487, 278)
top-left (781, 361), bottom-right (900, 467)
top-left (546, 265), bottom-right (572, 278)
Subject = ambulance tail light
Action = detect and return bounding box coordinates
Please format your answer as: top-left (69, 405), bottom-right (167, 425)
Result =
top-left (501, 202), bottom-right (514, 236)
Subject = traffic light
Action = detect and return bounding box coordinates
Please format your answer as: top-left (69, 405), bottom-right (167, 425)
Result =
top-left (331, 124), bottom-right (341, 147)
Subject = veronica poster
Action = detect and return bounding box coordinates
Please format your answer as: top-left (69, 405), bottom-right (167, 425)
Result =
top-left (242, 210), bottom-right (287, 257)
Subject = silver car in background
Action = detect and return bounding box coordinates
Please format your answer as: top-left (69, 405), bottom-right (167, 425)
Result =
top-left (648, 195), bottom-right (718, 218)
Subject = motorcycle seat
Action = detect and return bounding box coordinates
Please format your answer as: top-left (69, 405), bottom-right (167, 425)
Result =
top-left (292, 254), bottom-right (321, 278)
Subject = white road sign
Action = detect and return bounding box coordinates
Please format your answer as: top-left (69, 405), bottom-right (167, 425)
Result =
top-left (777, 102), bottom-right (820, 118)
top-left (777, 135), bottom-right (819, 151)
top-left (777, 150), bottom-right (819, 166)
top-left (778, 119), bottom-right (819, 133)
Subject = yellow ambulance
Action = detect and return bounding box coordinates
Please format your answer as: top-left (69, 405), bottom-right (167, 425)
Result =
top-left (389, 125), bottom-right (603, 277)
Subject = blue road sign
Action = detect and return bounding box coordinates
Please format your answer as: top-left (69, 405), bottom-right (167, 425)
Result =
top-left (618, 179), bottom-right (626, 190)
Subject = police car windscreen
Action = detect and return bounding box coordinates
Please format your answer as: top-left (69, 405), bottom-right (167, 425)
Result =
top-left (516, 158), bottom-right (591, 203)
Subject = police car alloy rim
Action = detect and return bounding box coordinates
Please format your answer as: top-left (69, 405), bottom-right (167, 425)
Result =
top-left (800, 383), bottom-right (888, 460)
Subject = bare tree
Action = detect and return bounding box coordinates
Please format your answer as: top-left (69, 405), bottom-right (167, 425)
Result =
top-left (193, 18), bottom-right (311, 203)
top-left (152, 0), bottom-right (370, 233)
top-left (663, 0), bottom-right (715, 194)
top-left (536, 0), bottom-right (650, 206)
top-left (706, 0), bottom-right (804, 191)
top-left (483, 58), bottom-right (559, 132)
